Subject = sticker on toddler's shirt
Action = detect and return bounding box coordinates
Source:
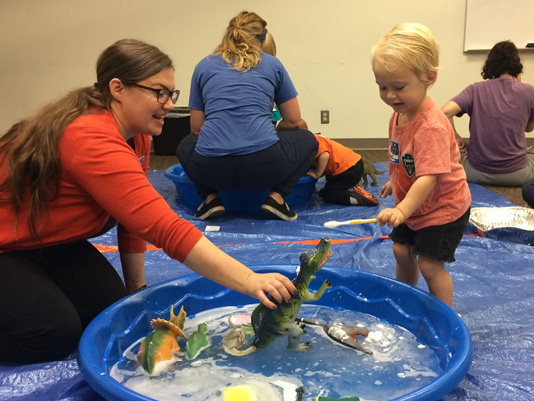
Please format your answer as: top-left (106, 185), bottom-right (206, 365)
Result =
top-left (390, 141), bottom-right (400, 165)
top-left (402, 153), bottom-right (415, 177)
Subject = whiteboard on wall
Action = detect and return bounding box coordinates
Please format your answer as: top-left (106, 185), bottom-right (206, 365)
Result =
top-left (464, 0), bottom-right (534, 52)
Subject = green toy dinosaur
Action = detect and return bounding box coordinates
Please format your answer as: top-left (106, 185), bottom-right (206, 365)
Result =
top-left (223, 237), bottom-right (333, 356)
top-left (186, 322), bottom-right (211, 360)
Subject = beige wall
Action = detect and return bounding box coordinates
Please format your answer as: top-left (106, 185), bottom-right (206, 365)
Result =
top-left (2, 0), bottom-right (534, 143)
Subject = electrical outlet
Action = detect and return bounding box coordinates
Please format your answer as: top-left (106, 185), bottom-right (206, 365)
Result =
top-left (321, 110), bottom-right (330, 124)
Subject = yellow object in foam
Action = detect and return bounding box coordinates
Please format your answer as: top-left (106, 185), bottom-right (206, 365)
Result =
top-left (223, 385), bottom-right (256, 401)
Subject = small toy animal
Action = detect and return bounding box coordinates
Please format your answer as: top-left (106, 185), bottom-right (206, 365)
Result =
top-left (223, 237), bottom-right (333, 356)
top-left (186, 323), bottom-right (211, 360)
top-left (222, 315), bottom-right (249, 355)
top-left (359, 162), bottom-right (384, 186)
top-left (137, 305), bottom-right (187, 374)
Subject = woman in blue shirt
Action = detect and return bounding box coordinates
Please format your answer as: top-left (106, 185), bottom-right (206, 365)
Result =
top-left (177, 11), bottom-right (317, 221)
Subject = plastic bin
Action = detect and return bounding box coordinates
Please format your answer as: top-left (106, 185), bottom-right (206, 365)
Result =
top-left (164, 163), bottom-right (317, 211)
top-left (152, 107), bottom-right (190, 156)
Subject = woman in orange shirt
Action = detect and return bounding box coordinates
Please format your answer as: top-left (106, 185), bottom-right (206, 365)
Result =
top-left (0, 39), bottom-right (295, 364)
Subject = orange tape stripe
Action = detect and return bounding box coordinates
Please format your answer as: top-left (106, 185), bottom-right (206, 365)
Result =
top-left (92, 233), bottom-right (478, 253)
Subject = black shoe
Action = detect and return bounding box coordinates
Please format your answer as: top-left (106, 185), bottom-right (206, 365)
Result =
top-left (350, 186), bottom-right (379, 206)
top-left (195, 197), bottom-right (225, 220)
top-left (261, 197), bottom-right (297, 221)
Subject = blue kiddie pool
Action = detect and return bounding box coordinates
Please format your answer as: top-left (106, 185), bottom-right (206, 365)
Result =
top-left (164, 164), bottom-right (317, 211)
top-left (78, 266), bottom-right (472, 401)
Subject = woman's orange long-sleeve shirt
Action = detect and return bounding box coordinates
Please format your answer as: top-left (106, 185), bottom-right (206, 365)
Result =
top-left (0, 110), bottom-right (202, 262)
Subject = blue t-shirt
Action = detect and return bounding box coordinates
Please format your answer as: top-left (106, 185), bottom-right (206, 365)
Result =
top-left (189, 53), bottom-right (298, 156)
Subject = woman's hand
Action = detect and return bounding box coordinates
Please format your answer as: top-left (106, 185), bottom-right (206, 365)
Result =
top-left (244, 272), bottom-right (296, 310)
top-left (456, 137), bottom-right (467, 154)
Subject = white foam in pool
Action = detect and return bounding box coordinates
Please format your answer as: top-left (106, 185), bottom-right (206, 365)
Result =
top-left (110, 305), bottom-right (440, 400)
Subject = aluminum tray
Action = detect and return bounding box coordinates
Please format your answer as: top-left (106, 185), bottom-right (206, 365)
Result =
top-left (469, 207), bottom-right (534, 245)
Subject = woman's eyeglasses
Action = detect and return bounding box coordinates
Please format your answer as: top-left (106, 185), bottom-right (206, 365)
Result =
top-left (129, 83), bottom-right (180, 104)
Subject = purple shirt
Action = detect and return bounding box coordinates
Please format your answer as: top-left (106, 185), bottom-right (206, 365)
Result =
top-left (451, 77), bottom-right (534, 174)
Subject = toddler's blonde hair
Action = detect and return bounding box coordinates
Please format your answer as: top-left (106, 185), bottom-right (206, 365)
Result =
top-left (372, 23), bottom-right (439, 83)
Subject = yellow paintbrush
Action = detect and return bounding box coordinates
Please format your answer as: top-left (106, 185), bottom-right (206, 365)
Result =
top-left (323, 218), bottom-right (377, 228)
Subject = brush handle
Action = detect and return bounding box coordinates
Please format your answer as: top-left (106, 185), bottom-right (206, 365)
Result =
top-left (346, 218), bottom-right (377, 225)
top-left (323, 218), bottom-right (377, 228)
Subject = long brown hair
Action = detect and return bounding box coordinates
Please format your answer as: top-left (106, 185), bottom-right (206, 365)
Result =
top-left (0, 39), bottom-right (173, 238)
top-left (215, 11), bottom-right (267, 72)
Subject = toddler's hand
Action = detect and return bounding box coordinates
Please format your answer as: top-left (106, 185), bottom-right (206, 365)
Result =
top-left (376, 207), bottom-right (405, 228)
top-left (243, 272), bottom-right (297, 310)
top-left (380, 181), bottom-right (392, 198)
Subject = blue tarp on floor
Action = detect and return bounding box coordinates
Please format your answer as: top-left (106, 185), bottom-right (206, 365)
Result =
top-left (1, 162), bottom-right (533, 400)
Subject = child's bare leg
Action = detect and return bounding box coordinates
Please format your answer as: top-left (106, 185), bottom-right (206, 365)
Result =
top-left (418, 255), bottom-right (453, 307)
top-left (392, 242), bottom-right (419, 286)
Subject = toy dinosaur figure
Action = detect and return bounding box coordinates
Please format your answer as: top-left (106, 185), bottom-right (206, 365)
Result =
top-left (137, 305), bottom-right (187, 374)
top-left (222, 315), bottom-right (249, 355)
top-left (186, 322), bottom-right (211, 360)
top-left (223, 237), bottom-right (333, 356)
top-left (359, 162), bottom-right (384, 187)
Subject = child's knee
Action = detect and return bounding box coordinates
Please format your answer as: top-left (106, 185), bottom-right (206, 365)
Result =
top-left (418, 255), bottom-right (445, 279)
top-left (392, 242), bottom-right (415, 261)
